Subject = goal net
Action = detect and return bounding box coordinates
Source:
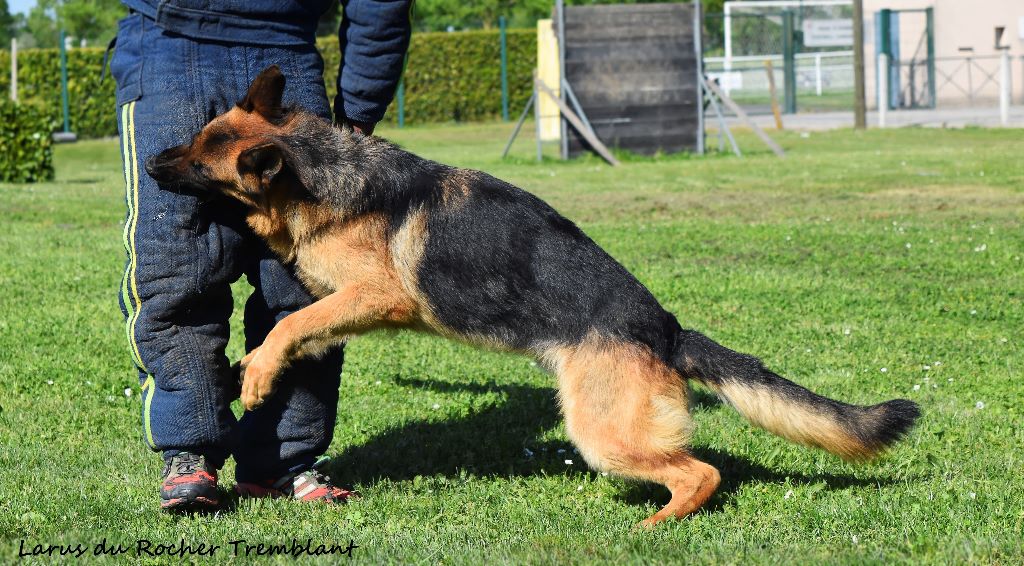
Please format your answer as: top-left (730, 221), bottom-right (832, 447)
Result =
top-left (704, 0), bottom-right (855, 113)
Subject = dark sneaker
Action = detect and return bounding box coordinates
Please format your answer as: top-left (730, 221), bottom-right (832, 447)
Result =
top-left (235, 458), bottom-right (355, 504)
top-left (160, 452), bottom-right (220, 511)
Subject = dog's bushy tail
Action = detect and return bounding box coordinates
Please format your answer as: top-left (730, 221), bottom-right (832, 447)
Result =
top-left (672, 329), bottom-right (920, 460)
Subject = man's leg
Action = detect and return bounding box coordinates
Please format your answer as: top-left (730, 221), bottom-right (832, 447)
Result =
top-left (231, 47), bottom-right (347, 489)
top-left (113, 14), bottom-right (251, 508)
top-left (233, 252), bottom-right (344, 481)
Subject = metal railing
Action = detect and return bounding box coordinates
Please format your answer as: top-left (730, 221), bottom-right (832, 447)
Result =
top-left (704, 51), bottom-right (853, 113)
top-left (933, 55), bottom-right (1008, 105)
top-left (705, 51), bottom-right (853, 94)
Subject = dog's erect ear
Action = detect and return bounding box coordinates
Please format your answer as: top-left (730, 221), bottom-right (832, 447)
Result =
top-left (239, 65), bottom-right (286, 120)
top-left (237, 142), bottom-right (286, 190)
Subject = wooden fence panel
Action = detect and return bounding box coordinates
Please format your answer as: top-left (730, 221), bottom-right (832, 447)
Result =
top-left (561, 3), bottom-right (700, 156)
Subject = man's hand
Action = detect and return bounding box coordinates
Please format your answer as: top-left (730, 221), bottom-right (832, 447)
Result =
top-left (350, 121), bottom-right (375, 136)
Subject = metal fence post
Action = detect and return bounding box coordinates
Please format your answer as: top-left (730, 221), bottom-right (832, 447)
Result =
top-left (694, 0), bottom-right (704, 155)
top-left (500, 16), bottom-right (509, 122)
top-left (782, 10), bottom-right (796, 114)
top-left (878, 53), bottom-right (888, 127)
top-left (966, 54), bottom-right (974, 106)
top-left (59, 30), bottom-right (71, 133)
top-left (556, 0), bottom-right (567, 160)
top-left (397, 78), bottom-right (405, 128)
top-left (926, 7), bottom-right (935, 107)
top-left (815, 53), bottom-right (822, 96)
top-left (10, 38), bottom-right (16, 102)
top-left (878, 9), bottom-right (891, 110)
top-left (999, 49), bottom-right (1010, 126)
top-left (723, 2), bottom-right (733, 71)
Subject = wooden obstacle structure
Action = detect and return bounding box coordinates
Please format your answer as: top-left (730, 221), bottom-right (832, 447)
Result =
top-left (558, 2), bottom-right (704, 157)
top-left (505, 1), bottom-right (783, 162)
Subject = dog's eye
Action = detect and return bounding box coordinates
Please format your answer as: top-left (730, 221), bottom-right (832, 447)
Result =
top-left (206, 131), bottom-right (237, 147)
top-left (191, 161), bottom-right (209, 176)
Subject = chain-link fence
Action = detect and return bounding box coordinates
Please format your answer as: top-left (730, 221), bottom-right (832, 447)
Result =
top-left (703, 2), bottom-right (855, 115)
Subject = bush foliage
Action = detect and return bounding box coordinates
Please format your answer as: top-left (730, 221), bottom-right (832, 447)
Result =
top-left (0, 99), bottom-right (57, 182)
top-left (0, 47), bottom-right (117, 139)
top-left (0, 28), bottom-right (536, 141)
top-left (321, 29), bottom-right (536, 124)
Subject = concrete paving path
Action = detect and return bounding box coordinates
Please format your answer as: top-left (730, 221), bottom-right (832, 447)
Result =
top-left (723, 105), bottom-right (1024, 131)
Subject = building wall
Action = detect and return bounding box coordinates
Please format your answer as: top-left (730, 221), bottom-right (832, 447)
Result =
top-left (863, 0), bottom-right (1024, 107)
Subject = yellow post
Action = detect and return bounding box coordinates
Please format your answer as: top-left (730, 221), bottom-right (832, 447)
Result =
top-left (536, 19), bottom-right (561, 142)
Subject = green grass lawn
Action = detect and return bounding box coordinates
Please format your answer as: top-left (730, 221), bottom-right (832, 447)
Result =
top-left (1, 122), bottom-right (1022, 564)
top-left (728, 89), bottom-right (856, 114)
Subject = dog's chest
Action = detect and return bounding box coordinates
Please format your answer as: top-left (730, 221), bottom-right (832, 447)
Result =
top-left (291, 214), bottom-right (395, 300)
top-left (293, 260), bottom-right (335, 299)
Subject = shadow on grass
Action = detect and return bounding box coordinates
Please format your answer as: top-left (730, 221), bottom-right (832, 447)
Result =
top-left (59, 177), bottom-right (106, 184)
top-left (326, 377), bottom-right (563, 484)
top-left (325, 377), bottom-right (903, 514)
top-left (614, 445), bottom-right (905, 513)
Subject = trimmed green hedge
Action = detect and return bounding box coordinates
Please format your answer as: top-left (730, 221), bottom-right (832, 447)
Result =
top-left (0, 28), bottom-right (536, 139)
top-left (0, 99), bottom-right (57, 183)
top-left (0, 47), bottom-right (117, 139)
top-left (320, 29), bottom-right (536, 124)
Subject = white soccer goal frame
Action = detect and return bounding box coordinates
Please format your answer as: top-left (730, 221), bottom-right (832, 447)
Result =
top-left (722, 0), bottom-right (853, 70)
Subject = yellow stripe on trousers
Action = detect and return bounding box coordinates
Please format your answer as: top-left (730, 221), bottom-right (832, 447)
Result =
top-left (141, 375), bottom-right (156, 448)
top-left (120, 102), bottom-right (156, 448)
top-left (120, 101), bottom-right (148, 373)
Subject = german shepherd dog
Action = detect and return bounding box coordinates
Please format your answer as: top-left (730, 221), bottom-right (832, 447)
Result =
top-left (146, 66), bottom-right (920, 526)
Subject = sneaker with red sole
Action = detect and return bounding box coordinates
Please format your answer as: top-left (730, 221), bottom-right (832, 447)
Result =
top-left (160, 452), bottom-right (221, 511)
top-left (235, 458), bottom-right (355, 504)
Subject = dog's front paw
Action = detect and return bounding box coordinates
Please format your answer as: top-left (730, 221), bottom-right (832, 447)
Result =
top-left (239, 346), bottom-right (261, 371)
top-left (240, 349), bottom-right (283, 411)
top-left (229, 347), bottom-right (262, 399)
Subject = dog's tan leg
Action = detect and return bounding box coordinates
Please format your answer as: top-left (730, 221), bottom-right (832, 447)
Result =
top-left (635, 456), bottom-right (720, 527)
top-left (550, 334), bottom-right (720, 527)
top-left (240, 283), bottom-right (414, 410)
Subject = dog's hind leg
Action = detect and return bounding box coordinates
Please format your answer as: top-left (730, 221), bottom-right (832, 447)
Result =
top-left (632, 456), bottom-right (721, 527)
top-left (551, 334), bottom-right (720, 527)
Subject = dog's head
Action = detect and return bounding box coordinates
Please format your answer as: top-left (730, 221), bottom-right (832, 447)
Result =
top-left (145, 65), bottom-right (306, 209)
